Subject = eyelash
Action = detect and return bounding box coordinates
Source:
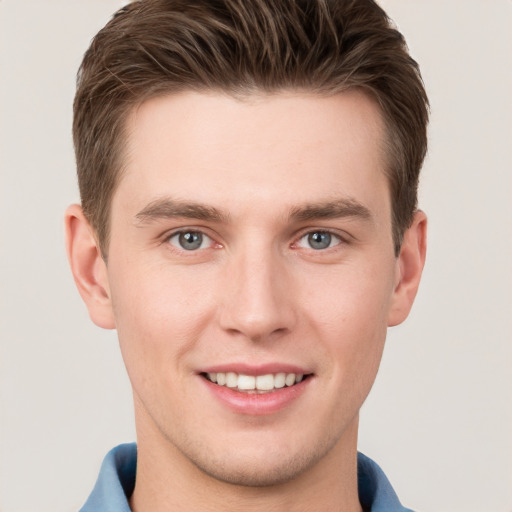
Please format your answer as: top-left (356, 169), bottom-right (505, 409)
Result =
top-left (163, 227), bottom-right (348, 254)
top-left (294, 229), bottom-right (346, 251)
top-left (165, 229), bottom-right (218, 252)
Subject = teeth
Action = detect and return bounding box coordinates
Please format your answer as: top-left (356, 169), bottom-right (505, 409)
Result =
top-left (205, 372), bottom-right (306, 391)
top-left (274, 373), bottom-right (286, 388)
top-left (285, 373), bottom-right (296, 386)
top-left (255, 374), bottom-right (274, 391)
top-left (226, 372), bottom-right (237, 388)
top-left (237, 374), bottom-right (256, 390)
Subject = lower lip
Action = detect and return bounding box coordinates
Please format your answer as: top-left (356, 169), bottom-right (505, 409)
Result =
top-left (201, 376), bottom-right (311, 415)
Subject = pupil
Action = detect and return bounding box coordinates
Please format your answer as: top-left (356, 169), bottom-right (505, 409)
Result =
top-left (309, 232), bottom-right (331, 250)
top-left (179, 231), bottom-right (202, 250)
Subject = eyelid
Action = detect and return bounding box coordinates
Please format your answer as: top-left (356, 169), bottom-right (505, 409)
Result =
top-left (168, 231), bottom-right (211, 250)
top-left (292, 228), bottom-right (350, 250)
top-left (162, 226), bottom-right (221, 251)
top-left (159, 225), bottom-right (351, 253)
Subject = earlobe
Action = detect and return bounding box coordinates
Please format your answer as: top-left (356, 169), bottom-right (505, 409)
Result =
top-left (388, 211), bottom-right (427, 327)
top-left (65, 204), bottom-right (116, 329)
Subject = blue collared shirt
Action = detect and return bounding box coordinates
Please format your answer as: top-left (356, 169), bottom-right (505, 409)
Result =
top-left (80, 443), bottom-right (414, 512)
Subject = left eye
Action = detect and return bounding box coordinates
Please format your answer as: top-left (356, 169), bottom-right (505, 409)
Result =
top-left (297, 231), bottom-right (341, 250)
top-left (168, 231), bottom-right (212, 251)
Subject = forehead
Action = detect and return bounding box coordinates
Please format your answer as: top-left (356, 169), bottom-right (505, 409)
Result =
top-left (116, 90), bottom-right (389, 220)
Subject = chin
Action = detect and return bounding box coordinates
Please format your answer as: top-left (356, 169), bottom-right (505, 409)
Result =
top-left (181, 433), bottom-right (339, 488)
top-left (194, 454), bottom-right (315, 488)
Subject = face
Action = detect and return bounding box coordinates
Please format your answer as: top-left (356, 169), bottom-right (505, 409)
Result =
top-left (95, 91), bottom-right (406, 485)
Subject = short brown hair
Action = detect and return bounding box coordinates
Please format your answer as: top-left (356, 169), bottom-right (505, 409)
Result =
top-left (73, 0), bottom-right (428, 256)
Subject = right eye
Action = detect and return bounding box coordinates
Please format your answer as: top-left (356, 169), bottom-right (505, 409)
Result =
top-left (167, 231), bottom-right (213, 251)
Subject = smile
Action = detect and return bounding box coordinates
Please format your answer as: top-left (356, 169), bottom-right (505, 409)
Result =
top-left (203, 372), bottom-right (307, 393)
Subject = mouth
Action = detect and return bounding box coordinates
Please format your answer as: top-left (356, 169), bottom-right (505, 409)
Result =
top-left (201, 371), bottom-right (311, 394)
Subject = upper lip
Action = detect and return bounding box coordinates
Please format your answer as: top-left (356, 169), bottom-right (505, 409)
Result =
top-left (199, 363), bottom-right (312, 376)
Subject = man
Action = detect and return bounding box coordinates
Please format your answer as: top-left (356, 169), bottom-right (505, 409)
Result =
top-left (65, 0), bottom-right (428, 510)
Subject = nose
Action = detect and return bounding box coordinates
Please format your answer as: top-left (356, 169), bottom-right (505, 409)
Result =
top-left (218, 246), bottom-right (297, 342)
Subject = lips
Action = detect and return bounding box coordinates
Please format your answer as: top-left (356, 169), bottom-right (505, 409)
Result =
top-left (199, 365), bottom-right (312, 415)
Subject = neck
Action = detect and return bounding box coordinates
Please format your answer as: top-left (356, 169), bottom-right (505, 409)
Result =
top-left (130, 413), bottom-right (362, 512)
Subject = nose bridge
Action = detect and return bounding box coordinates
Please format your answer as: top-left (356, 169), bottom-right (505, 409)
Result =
top-left (219, 239), bottom-right (295, 341)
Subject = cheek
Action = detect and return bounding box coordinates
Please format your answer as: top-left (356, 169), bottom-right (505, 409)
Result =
top-left (108, 262), bottom-right (217, 379)
top-left (302, 261), bottom-right (394, 373)
top-left (303, 257), bottom-right (395, 327)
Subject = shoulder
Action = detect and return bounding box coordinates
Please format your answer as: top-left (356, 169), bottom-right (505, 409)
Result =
top-left (357, 452), bottom-right (415, 512)
top-left (79, 443), bottom-right (137, 512)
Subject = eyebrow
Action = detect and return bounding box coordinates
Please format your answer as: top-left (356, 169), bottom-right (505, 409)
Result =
top-left (135, 198), bottom-right (229, 224)
top-left (288, 198), bottom-right (372, 223)
top-left (135, 196), bottom-right (372, 225)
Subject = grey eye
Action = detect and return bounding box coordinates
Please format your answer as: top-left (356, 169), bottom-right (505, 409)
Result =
top-left (169, 231), bottom-right (207, 250)
top-left (296, 231), bottom-right (342, 250)
top-left (308, 232), bottom-right (332, 250)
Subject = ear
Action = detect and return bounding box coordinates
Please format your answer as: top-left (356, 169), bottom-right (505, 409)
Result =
top-left (388, 210), bottom-right (427, 327)
top-left (65, 204), bottom-right (116, 329)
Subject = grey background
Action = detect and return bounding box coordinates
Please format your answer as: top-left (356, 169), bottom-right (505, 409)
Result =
top-left (1, 1), bottom-right (511, 511)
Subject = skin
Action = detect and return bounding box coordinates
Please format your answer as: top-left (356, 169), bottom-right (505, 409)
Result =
top-left (66, 90), bottom-right (427, 512)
